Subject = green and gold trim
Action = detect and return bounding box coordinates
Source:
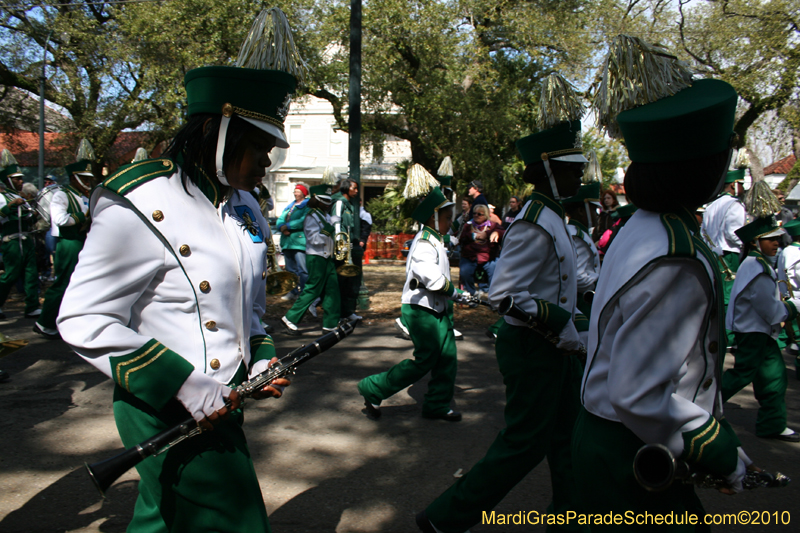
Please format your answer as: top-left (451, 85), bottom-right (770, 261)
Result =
top-left (680, 415), bottom-right (738, 476)
top-left (109, 339), bottom-right (194, 410)
top-left (103, 159), bottom-right (175, 197)
top-left (534, 298), bottom-right (572, 333)
top-left (574, 312), bottom-right (589, 332)
top-left (250, 334), bottom-right (277, 366)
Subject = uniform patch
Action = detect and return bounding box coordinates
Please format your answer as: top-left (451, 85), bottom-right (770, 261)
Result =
top-left (233, 205), bottom-right (264, 243)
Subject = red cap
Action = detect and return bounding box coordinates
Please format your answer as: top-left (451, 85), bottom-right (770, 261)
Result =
top-left (295, 184), bottom-right (309, 197)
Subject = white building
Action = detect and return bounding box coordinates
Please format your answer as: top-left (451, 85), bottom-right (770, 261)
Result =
top-left (266, 95), bottom-right (411, 215)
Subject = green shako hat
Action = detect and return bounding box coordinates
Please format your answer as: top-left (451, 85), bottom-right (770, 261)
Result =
top-left (310, 166), bottom-right (336, 203)
top-left (437, 156), bottom-right (453, 187)
top-left (595, 35), bottom-right (736, 164)
top-left (65, 138), bottom-right (95, 177)
top-left (783, 219), bottom-right (800, 238)
top-left (0, 149), bottom-right (24, 182)
top-left (736, 181), bottom-right (784, 242)
top-left (404, 164), bottom-right (453, 229)
top-left (725, 168), bottom-right (745, 184)
top-left (562, 181), bottom-right (601, 205)
top-left (185, 8), bottom-right (306, 186)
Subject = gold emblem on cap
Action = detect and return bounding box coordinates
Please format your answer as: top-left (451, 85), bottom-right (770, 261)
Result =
top-left (205, 320), bottom-right (216, 330)
top-left (179, 244), bottom-right (191, 256)
top-left (222, 103), bottom-right (234, 117)
top-left (210, 359), bottom-right (220, 370)
top-left (199, 280), bottom-right (211, 293)
top-left (541, 153), bottom-right (549, 161)
top-left (152, 210), bottom-right (164, 222)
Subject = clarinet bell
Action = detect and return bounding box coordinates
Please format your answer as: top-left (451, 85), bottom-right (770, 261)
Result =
top-left (85, 446), bottom-right (147, 498)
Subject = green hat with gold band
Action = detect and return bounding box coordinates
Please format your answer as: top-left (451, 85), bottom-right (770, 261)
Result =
top-left (404, 164), bottom-right (454, 226)
top-left (616, 79), bottom-right (738, 163)
top-left (0, 149), bottom-right (24, 182)
top-left (736, 180), bottom-right (784, 242)
top-left (783, 219), bottom-right (800, 238)
top-left (412, 187), bottom-right (452, 224)
top-left (735, 216), bottom-right (784, 243)
top-left (0, 164), bottom-right (23, 181)
top-left (65, 139), bottom-right (95, 178)
top-left (725, 168), bottom-right (745, 184)
top-left (309, 184), bottom-right (333, 204)
top-left (516, 120), bottom-right (586, 166)
top-left (562, 181), bottom-right (601, 205)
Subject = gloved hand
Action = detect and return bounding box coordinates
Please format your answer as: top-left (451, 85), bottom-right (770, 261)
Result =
top-left (556, 321), bottom-right (584, 353)
top-left (249, 357), bottom-right (292, 400)
top-left (455, 289), bottom-right (477, 307)
top-left (722, 457), bottom-right (746, 494)
top-left (176, 370), bottom-right (234, 426)
top-left (449, 235), bottom-right (459, 246)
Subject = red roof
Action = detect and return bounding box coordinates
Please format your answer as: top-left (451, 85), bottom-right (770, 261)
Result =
top-left (764, 154), bottom-right (797, 176)
top-left (0, 130), bottom-right (155, 169)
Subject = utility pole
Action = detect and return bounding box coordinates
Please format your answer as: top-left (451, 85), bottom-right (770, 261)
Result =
top-left (348, 0), bottom-right (362, 234)
top-left (38, 30), bottom-right (53, 190)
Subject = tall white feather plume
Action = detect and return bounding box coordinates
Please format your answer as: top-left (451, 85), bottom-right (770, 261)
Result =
top-left (584, 150), bottom-right (601, 183)
top-left (0, 149), bottom-right (18, 168)
top-left (132, 148), bottom-right (149, 162)
top-left (594, 35), bottom-right (694, 139)
top-left (235, 7), bottom-right (307, 84)
top-left (321, 165), bottom-right (337, 185)
top-left (735, 149), bottom-right (750, 169)
top-left (437, 156), bottom-right (453, 176)
top-left (537, 73), bottom-right (585, 131)
top-left (744, 180), bottom-right (781, 219)
top-left (76, 139), bottom-right (95, 162)
top-left (404, 164), bottom-right (440, 199)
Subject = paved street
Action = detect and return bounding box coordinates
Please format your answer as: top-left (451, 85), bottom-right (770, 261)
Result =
top-left (2, 309), bottom-right (800, 532)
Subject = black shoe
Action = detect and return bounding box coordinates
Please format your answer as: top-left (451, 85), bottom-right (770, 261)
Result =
top-left (363, 398), bottom-right (382, 420)
top-left (763, 431), bottom-right (800, 443)
top-left (0, 370), bottom-right (9, 383)
top-left (423, 410), bottom-right (462, 422)
top-left (24, 309), bottom-right (42, 319)
top-left (33, 322), bottom-right (60, 340)
top-left (485, 328), bottom-right (497, 340)
top-left (415, 510), bottom-right (437, 533)
top-left (263, 323), bottom-right (275, 334)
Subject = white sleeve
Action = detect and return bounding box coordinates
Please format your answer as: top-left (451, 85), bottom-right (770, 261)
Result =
top-left (57, 191), bottom-right (167, 378)
top-left (488, 222), bottom-right (551, 316)
top-left (574, 239), bottom-right (599, 292)
top-left (331, 200), bottom-right (343, 234)
top-left (49, 191), bottom-right (76, 228)
top-left (410, 241), bottom-right (448, 292)
top-left (305, 213), bottom-right (328, 248)
top-left (605, 260), bottom-right (715, 454)
top-left (723, 202), bottom-right (745, 249)
top-left (788, 257), bottom-right (800, 295)
top-left (746, 273), bottom-right (789, 326)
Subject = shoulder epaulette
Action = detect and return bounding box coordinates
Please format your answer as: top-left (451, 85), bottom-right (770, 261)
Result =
top-left (659, 213), bottom-right (695, 258)
top-left (522, 200), bottom-right (545, 225)
top-left (421, 228), bottom-right (441, 243)
top-left (755, 255), bottom-right (773, 276)
top-left (101, 158), bottom-right (175, 196)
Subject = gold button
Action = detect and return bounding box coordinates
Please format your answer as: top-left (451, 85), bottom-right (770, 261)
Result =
top-left (562, 274), bottom-right (568, 281)
top-left (262, 271), bottom-right (266, 279)
top-left (703, 378), bottom-right (713, 390)
top-left (200, 281), bottom-right (211, 293)
top-left (152, 210), bottom-right (164, 222)
top-left (210, 359), bottom-right (220, 370)
top-left (559, 256), bottom-right (565, 262)
top-left (179, 244), bottom-right (191, 256)
top-left (205, 321), bottom-right (216, 330)
top-left (162, 160), bottom-right (170, 167)
top-left (560, 297), bottom-right (567, 303)
top-left (708, 341), bottom-right (718, 353)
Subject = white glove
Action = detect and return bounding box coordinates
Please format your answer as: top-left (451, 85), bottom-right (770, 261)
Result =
top-left (455, 289), bottom-right (477, 307)
top-left (248, 358), bottom-right (285, 395)
top-left (175, 370), bottom-right (231, 422)
top-left (556, 321), bottom-right (584, 352)
top-left (724, 457), bottom-right (746, 494)
top-left (449, 235), bottom-right (459, 246)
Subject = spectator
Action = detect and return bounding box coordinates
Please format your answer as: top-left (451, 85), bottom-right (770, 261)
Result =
top-left (359, 205), bottom-right (372, 249)
top-left (453, 197), bottom-right (472, 234)
top-left (501, 196), bottom-right (522, 229)
top-left (487, 204), bottom-right (502, 225)
top-left (21, 182), bottom-right (38, 200)
top-left (467, 180), bottom-right (489, 219)
top-left (276, 183), bottom-right (310, 301)
top-left (592, 188), bottom-right (619, 242)
top-left (459, 204), bottom-right (503, 295)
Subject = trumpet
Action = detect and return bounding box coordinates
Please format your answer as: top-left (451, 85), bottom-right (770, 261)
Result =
top-left (334, 232), bottom-right (360, 277)
top-left (265, 241), bottom-right (299, 296)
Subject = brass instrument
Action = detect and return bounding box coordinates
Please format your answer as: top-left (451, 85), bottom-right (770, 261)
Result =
top-left (702, 230), bottom-right (735, 281)
top-left (334, 232), bottom-right (360, 277)
top-left (265, 242), bottom-right (299, 296)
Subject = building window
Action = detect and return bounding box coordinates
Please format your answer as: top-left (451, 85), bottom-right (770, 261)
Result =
top-left (290, 125), bottom-right (303, 144)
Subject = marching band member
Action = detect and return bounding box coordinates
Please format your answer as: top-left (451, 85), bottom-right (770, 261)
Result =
top-left (723, 182), bottom-right (800, 442)
top-left (34, 140), bottom-right (95, 339)
top-left (777, 219), bottom-right (800, 357)
top-left (574, 36), bottom-right (746, 527)
top-left (418, 73), bottom-right (587, 533)
top-left (359, 164), bottom-right (469, 422)
top-left (563, 181), bottom-right (601, 318)
top-left (281, 185), bottom-right (340, 334)
top-left (57, 9), bottom-right (301, 531)
top-left (0, 149), bottom-right (40, 320)
top-left (332, 177), bottom-right (363, 321)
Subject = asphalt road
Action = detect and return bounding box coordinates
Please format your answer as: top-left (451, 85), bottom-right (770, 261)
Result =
top-left (2, 310), bottom-right (800, 532)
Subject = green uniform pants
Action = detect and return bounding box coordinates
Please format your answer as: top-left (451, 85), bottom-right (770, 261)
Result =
top-left (722, 252), bottom-right (739, 348)
top-left (0, 236), bottom-right (39, 314)
top-left (337, 245), bottom-right (363, 316)
top-left (112, 372), bottom-right (269, 533)
top-left (358, 303), bottom-right (456, 417)
top-left (286, 254), bottom-right (340, 329)
top-left (38, 237), bottom-right (84, 329)
top-left (425, 320), bottom-right (584, 533)
top-left (572, 408), bottom-right (709, 532)
top-left (722, 332), bottom-right (788, 437)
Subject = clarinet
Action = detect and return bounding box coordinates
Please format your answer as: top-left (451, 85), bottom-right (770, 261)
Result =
top-left (633, 444), bottom-right (790, 492)
top-left (408, 277), bottom-right (489, 308)
top-left (86, 318), bottom-right (359, 497)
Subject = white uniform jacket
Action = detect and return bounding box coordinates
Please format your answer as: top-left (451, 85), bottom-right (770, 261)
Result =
top-left (581, 208), bottom-right (732, 466)
top-left (58, 159), bottom-right (274, 411)
top-left (777, 243), bottom-right (800, 299)
top-left (304, 207), bottom-right (334, 258)
top-left (49, 187), bottom-right (89, 237)
top-left (727, 251), bottom-right (790, 338)
top-left (401, 227), bottom-right (456, 314)
top-left (489, 193), bottom-right (578, 327)
top-left (567, 220), bottom-right (599, 293)
top-left (701, 193), bottom-right (745, 254)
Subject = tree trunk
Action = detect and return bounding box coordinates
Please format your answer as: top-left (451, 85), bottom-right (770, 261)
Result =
top-left (746, 147), bottom-right (764, 182)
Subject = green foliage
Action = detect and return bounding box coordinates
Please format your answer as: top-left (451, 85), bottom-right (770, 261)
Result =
top-left (366, 161), bottom-right (416, 234)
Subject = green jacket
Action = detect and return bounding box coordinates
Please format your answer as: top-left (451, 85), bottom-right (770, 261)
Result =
top-left (332, 192), bottom-right (357, 241)
top-left (276, 199), bottom-right (308, 251)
